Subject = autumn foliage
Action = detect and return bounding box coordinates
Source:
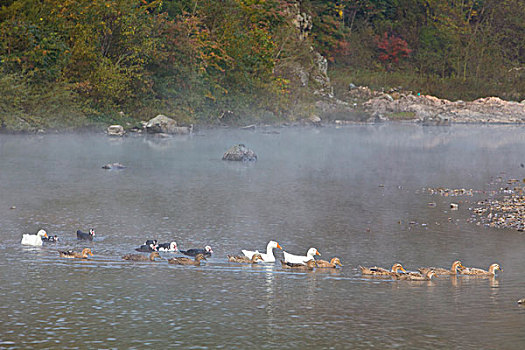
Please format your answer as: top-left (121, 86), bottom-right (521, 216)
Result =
top-left (0, 0), bottom-right (523, 130)
top-left (376, 32), bottom-right (411, 67)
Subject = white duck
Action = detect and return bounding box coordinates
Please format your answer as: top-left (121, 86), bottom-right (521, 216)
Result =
top-left (242, 240), bottom-right (282, 263)
top-left (21, 229), bottom-right (48, 246)
top-left (283, 247), bottom-right (321, 264)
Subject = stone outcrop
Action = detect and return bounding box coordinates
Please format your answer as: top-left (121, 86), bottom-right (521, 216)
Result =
top-left (291, 8), bottom-right (312, 41)
top-left (279, 2), bottom-right (332, 98)
top-left (311, 51), bottom-right (333, 97)
top-left (362, 92), bottom-right (525, 124)
top-left (222, 144), bottom-right (257, 162)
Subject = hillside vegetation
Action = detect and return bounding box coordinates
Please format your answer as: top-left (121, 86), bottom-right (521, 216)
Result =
top-left (0, 0), bottom-right (523, 131)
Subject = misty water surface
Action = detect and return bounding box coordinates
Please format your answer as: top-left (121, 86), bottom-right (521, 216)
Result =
top-left (1, 124), bottom-right (525, 349)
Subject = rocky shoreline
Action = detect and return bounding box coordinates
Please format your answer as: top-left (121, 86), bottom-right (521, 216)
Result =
top-left (317, 86), bottom-right (525, 126)
top-left (362, 92), bottom-right (525, 125)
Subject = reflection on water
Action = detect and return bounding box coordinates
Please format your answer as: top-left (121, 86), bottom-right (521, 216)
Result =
top-left (1, 125), bottom-right (525, 348)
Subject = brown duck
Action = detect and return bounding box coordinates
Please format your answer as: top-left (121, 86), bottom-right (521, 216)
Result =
top-left (59, 248), bottom-right (93, 259)
top-left (281, 259), bottom-right (317, 271)
top-left (394, 270), bottom-right (436, 281)
top-left (122, 251), bottom-right (161, 262)
top-left (418, 260), bottom-right (463, 276)
top-left (460, 263), bottom-right (501, 276)
top-left (168, 253), bottom-right (206, 266)
top-left (316, 257), bottom-right (343, 268)
top-left (227, 253), bottom-right (263, 264)
top-left (359, 263), bottom-right (406, 276)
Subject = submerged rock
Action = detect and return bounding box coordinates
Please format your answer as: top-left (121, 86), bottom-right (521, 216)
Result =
top-left (222, 144), bottom-right (257, 162)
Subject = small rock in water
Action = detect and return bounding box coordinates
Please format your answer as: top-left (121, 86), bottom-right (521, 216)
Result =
top-left (102, 162), bottom-right (126, 170)
top-left (308, 115), bottom-right (322, 125)
top-left (107, 125), bottom-right (125, 137)
top-left (222, 144), bottom-right (257, 162)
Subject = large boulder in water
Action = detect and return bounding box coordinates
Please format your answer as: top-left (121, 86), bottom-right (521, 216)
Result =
top-left (222, 144), bottom-right (257, 162)
top-left (145, 115), bottom-right (178, 134)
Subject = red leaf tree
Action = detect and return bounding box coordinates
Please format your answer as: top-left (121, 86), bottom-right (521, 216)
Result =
top-left (375, 32), bottom-right (411, 70)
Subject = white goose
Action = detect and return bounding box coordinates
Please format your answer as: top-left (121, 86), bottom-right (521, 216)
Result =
top-left (283, 247), bottom-right (320, 264)
top-left (242, 240), bottom-right (282, 263)
top-left (21, 229), bottom-right (48, 246)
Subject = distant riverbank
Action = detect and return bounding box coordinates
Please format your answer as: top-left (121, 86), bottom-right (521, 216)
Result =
top-left (2, 86), bottom-right (525, 134)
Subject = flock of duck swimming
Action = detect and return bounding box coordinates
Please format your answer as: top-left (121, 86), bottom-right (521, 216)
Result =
top-left (20, 230), bottom-right (340, 269)
top-left (20, 229), bottom-right (501, 276)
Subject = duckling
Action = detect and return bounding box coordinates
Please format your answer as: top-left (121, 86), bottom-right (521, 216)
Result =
top-left (316, 257), bottom-right (343, 268)
top-left (227, 253), bottom-right (263, 264)
top-left (281, 259), bottom-right (317, 271)
top-left (460, 263), bottom-right (502, 276)
top-left (418, 260), bottom-right (463, 276)
top-left (394, 270), bottom-right (435, 281)
top-left (359, 263), bottom-right (406, 276)
top-left (122, 251), bottom-right (161, 262)
top-left (168, 253), bottom-right (206, 266)
top-left (59, 248), bottom-right (93, 259)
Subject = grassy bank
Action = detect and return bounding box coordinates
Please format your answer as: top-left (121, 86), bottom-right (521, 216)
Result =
top-left (330, 67), bottom-right (525, 103)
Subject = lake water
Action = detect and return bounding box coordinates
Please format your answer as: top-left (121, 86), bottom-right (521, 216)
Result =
top-left (1, 124), bottom-right (525, 349)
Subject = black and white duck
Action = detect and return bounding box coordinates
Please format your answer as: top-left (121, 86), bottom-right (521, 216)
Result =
top-left (157, 242), bottom-right (178, 252)
top-left (42, 235), bottom-right (59, 243)
top-left (135, 243), bottom-right (158, 252)
top-left (77, 229), bottom-right (95, 241)
top-left (180, 245), bottom-right (213, 257)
